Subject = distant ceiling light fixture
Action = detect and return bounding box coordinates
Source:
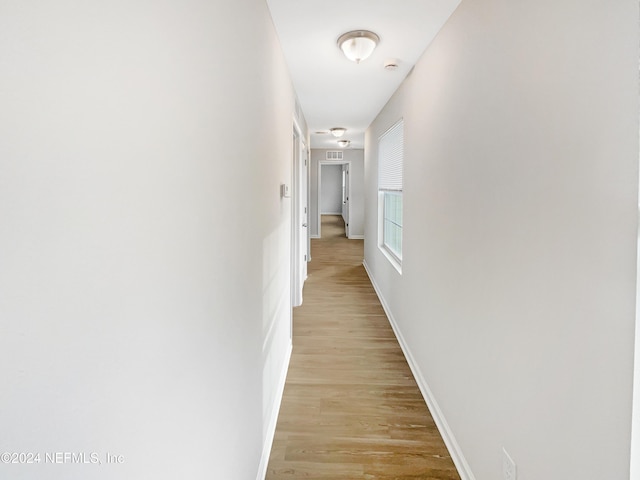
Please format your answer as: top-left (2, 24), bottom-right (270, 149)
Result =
top-left (337, 30), bottom-right (380, 64)
top-left (337, 140), bottom-right (350, 148)
top-left (330, 127), bottom-right (347, 137)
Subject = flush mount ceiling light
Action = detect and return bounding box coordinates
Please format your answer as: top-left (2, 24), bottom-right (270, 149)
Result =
top-left (330, 127), bottom-right (347, 137)
top-left (337, 30), bottom-right (380, 64)
top-left (337, 140), bottom-right (350, 148)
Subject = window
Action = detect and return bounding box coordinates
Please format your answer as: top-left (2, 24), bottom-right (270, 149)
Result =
top-left (378, 119), bottom-right (403, 267)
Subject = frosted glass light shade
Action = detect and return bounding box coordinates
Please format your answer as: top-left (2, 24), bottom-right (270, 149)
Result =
top-left (330, 127), bottom-right (347, 137)
top-left (338, 30), bottom-right (379, 64)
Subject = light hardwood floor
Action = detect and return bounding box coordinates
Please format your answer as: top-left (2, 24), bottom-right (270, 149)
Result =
top-left (266, 215), bottom-right (460, 480)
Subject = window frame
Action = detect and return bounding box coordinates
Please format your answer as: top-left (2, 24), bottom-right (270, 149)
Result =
top-left (377, 118), bottom-right (404, 272)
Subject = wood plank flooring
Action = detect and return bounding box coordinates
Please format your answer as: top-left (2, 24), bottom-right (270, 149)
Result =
top-left (266, 215), bottom-right (460, 480)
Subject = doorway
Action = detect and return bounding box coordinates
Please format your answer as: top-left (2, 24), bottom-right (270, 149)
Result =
top-left (318, 160), bottom-right (351, 239)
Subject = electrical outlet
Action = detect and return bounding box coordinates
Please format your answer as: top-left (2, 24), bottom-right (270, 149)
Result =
top-left (502, 448), bottom-right (516, 480)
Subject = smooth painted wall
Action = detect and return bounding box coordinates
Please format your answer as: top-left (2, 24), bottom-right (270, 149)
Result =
top-left (320, 165), bottom-right (343, 214)
top-left (310, 149), bottom-right (364, 238)
top-left (364, 1), bottom-right (639, 479)
top-left (0, 1), bottom-right (299, 479)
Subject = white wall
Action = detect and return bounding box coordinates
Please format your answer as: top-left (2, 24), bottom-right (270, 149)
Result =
top-left (310, 149), bottom-right (365, 238)
top-left (320, 165), bottom-right (343, 214)
top-left (364, 1), bottom-right (639, 479)
top-left (0, 1), bottom-right (299, 479)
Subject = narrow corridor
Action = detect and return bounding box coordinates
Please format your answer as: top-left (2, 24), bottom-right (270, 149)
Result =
top-left (266, 215), bottom-right (460, 479)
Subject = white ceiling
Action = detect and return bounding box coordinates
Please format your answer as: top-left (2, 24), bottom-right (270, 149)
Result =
top-left (266, 0), bottom-right (461, 150)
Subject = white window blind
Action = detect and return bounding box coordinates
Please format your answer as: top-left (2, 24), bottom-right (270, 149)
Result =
top-left (378, 119), bottom-right (404, 267)
top-left (378, 120), bottom-right (403, 191)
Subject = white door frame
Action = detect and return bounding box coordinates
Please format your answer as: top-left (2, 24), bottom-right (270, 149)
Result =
top-left (631, 161), bottom-right (640, 478)
top-left (291, 118), bottom-right (308, 308)
top-left (317, 159), bottom-right (352, 238)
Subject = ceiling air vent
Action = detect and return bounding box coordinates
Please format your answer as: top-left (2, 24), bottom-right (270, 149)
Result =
top-left (326, 151), bottom-right (343, 160)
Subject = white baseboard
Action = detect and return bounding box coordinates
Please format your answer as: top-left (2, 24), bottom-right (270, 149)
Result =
top-left (362, 260), bottom-right (476, 480)
top-left (348, 234), bottom-right (364, 240)
top-left (256, 342), bottom-right (292, 480)
top-left (310, 235), bottom-right (320, 239)
top-left (321, 211), bottom-right (343, 215)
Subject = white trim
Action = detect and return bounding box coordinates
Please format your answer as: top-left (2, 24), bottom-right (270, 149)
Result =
top-left (291, 118), bottom-right (308, 308)
top-left (378, 244), bottom-right (402, 274)
top-left (310, 234), bottom-right (320, 239)
top-left (305, 141), bottom-right (311, 265)
top-left (291, 120), bottom-right (300, 309)
top-left (348, 234), bottom-right (364, 240)
top-left (256, 342), bottom-right (293, 480)
top-left (362, 260), bottom-right (476, 480)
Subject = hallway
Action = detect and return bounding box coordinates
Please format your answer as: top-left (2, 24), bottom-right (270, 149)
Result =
top-left (266, 215), bottom-right (460, 479)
